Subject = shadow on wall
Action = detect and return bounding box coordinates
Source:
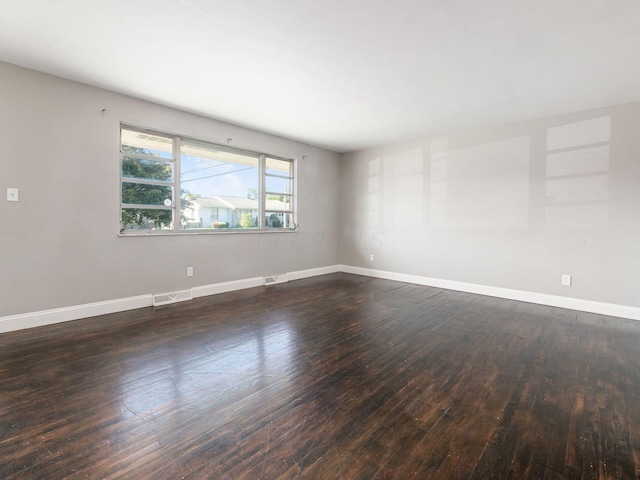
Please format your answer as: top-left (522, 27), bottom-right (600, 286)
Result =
top-left (368, 147), bottom-right (425, 229)
top-left (430, 135), bottom-right (531, 229)
top-left (360, 115), bottom-right (611, 233)
top-left (430, 115), bottom-right (610, 230)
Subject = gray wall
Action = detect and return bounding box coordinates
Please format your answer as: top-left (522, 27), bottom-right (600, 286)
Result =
top-left (0, 62), bottom-right (341, 317)
top-left (339, 102), bottom-right (640, 308)
top-left (3, 58), bottom-right (639, 319)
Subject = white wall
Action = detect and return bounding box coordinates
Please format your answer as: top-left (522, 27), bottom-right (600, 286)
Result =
top-left (339, 102), bottom-right (640, 309)
top-left (0, 61), bottom-right (341, 318)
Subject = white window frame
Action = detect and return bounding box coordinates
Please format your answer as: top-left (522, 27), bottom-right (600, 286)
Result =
top-left (119, 124), bottom-right (297, 235)
top-left (262, 155), bottom-right (296, 230)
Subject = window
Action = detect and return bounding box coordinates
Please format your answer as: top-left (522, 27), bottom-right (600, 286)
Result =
top-left (265, 157), bottom-right (294, 229)
top-left (120, 125), bottom-right (296, 234)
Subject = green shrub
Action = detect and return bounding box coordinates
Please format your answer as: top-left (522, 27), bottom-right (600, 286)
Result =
top-left (239, 212), bottom-right (254, 228)
top-left (269, 213), bottom-right (282, 228)
top-left (211, 221), bottom-right (229, 229)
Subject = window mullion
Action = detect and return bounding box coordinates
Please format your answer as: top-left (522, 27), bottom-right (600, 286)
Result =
top-left (173, 136), bottom-right (181, 232)
top-left (265, 191), bottom-right (293, 196)
top-left (259, 154), bottom-right (266, 229)
top-left (121, 178), bottom-right (172, 187)
top-left (121, 152), bottom-right (171, 163)
top-left (121, 204), bottom-right (173, 211)
top-left (292, 158), bottom-right (297, 229)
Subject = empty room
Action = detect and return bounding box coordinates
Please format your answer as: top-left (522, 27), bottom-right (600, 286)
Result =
top-left (2, 1), bottom-right (640, 478)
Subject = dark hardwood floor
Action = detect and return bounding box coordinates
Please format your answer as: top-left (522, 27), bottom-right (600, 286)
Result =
top-left (1, 273), bottom-right (640, 479)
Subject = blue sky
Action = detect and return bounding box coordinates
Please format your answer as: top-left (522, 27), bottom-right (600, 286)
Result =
top-left (180, 156), bottom-right (258, 198)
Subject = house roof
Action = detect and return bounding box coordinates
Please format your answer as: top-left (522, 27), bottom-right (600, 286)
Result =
top-left (193, 196), bottom-right (287, 211)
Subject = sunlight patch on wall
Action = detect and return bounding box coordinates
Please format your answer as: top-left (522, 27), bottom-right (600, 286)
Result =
top-left (383, 148), bottom-right (424, 229)
top-left (430, 136), bottom-right (530, 229)
top-left (545, 116), bottom-right (610, 228)
top-left (368, 157), bottom-right (381, 227)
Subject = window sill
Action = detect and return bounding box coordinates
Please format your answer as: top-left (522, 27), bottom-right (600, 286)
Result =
top-left (118, 228), bottom-right (298, 237)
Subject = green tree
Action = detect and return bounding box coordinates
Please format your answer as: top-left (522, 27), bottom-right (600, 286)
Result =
top-left (179, 191), bottom-right (199, 227)
top-left (121, 146), bottom-right (172, 229)
top-left (183, 192), bottom-right (201, 201)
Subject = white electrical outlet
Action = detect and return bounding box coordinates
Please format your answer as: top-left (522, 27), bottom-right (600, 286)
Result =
top-left (369, 254), bottom-right (374, 261)
top-left (7, 188), bottom-right (18, 202)
top-left (187, 266), bottom-right (194, 277)
top-left (561, 274), bottom-right (571, 286)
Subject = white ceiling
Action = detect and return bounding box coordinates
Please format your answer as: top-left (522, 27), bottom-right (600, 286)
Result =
top-left (1, 1), bottom-right (640, 153)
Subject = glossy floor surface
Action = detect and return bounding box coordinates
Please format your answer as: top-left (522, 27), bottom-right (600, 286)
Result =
top-left (1, 273), bottom-right (640, 479)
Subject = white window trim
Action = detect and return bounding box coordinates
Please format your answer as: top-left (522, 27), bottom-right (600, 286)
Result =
top-left (119, 124), bottom-right (297, 236)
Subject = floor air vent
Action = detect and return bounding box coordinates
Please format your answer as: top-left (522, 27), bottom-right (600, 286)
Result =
top-left (152, 290), bottom-right (193, 307)
top-left (264, 274), bottom-right (288, 286)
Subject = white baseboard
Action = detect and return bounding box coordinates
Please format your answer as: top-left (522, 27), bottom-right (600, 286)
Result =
top-left (0, 295), bottom-right (153, 334)
top-left (339, 265), bottom-right (640, 321)
top-left (286, 265), bottom-right (340, 282)
top-left (0, 265), bottom-right (342, 334)
top-left (5, 264), bottom-right (636, 334)
top-left (193, 265), bottom-right (340, 296)
top-left (191, 277), bottom-right (265, 298)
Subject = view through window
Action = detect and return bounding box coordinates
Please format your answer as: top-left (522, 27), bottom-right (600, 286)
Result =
top-left (120, 125), bottom-right (295, 234)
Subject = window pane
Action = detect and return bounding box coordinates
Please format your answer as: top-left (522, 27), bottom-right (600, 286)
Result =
top-left (121, 208), bottom-right (172, 231)
top-left (122, 156), bottom-right (173, 183)
top-left (266, 157), bottom-right (292, 176)
top-left (265, 175), bottom-right (291, 194)
top-left (122, 182), bottom-right (173, 206)
top-left (121, 128), bottom-right (173, 159)
top-left (266, 212), bottom-right (293, 229)
top-left (265, 195), bottom-right (292, 212)
top-left (180, 140), bottom-right (260, 230)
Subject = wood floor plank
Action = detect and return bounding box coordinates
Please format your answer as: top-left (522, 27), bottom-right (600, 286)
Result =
top-left (2, 273), bottom-right (640, 479)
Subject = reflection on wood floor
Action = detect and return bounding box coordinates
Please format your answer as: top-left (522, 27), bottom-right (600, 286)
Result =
top-left (1, 273), bottom-right (640, 479)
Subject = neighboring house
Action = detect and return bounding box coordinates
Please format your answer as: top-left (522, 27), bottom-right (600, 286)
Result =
top-left (183, 196), bottom-right (288, 228)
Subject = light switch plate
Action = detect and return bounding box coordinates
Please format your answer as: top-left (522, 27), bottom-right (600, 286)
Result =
top-left (7, 188), bottom-right (18, 202)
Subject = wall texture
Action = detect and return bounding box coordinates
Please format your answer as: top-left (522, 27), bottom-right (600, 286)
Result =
top-left (0, 62), bottom-right (341, 318)
top-left (339, 102), bottom-right (640, 309)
